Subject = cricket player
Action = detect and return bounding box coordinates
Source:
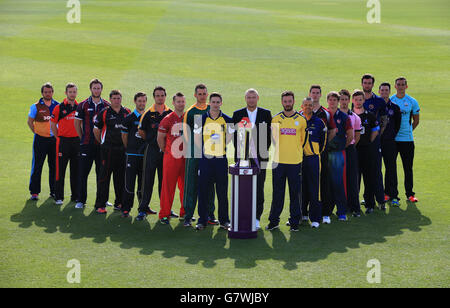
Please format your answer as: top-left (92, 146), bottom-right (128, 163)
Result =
top-left (93, 90), bottom-right (130, 214)
top-left (74, 78), bottom-right (111, 209)
top-left (27, 82), bottom-right (59, 201)
top-left (50, 83), bottom-right (80, 205)
top-left (182, 84), bottom-right (216, 227)
top-left (136, 86), bottom-right (172, 221)
top-left (339, 89), bottom-right (362, 217)
top-left (157, 92), bottom-right (187, 225)
top-left (390, 77), bottom-right (420, 203)
top-left (353, 90), bottom-right (385, 214)
top-left (324, 91), bottom-right (353, 222)
top-left (267, 91), bottom-right (306, 232)
top-left (300, 97), bottom-right (327, 228)
top-left (194, 93), bottom-right (233, 230)
top-left (378, 82), bottom-right (402, 206)
top-left (120, 92), bottom-right (148, 218)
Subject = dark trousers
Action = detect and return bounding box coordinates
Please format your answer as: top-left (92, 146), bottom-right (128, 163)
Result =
top-left (319, 151), bottom-right (332, 217)
top-left (138, 145), bottom-right (163, 212)
top-left (251, 158), bottom-right (267, 221)
top-left (95, 146), bottom-right (125, 209)
top-left (122, 154), bottom-right (143, 212)
top-left (78, 143), bottom-right (102, 204)
top-left (29, 134), bottom-right (56, 196)
top-left (55, 137), bottom-right (80, 201)
top-left (269, 163), bottom-right (302, 225)
top-left (323, 150), bottom-right (348, 216)
top-left (198, 157), bottom-right (229, 225)
top-left (381, 139), bottom-right (399, 199)
top-left (396, 141), bottom-right (415, 198)
top-left (302, 155), bottom-right (321, 223)
top-left (346, 145), bottom-right (361, 214)
top-left (372, 137), bottom-right (385, 203)
top-left (357, 143), bottom-right (383, 208)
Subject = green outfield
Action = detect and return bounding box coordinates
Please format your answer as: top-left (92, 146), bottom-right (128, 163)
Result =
top-left (0, 0), bottom-right (449, 288)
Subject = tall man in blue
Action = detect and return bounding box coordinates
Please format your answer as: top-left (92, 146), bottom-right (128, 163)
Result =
top-left (323, 92), bottom-right (353, 222)
top-left (378, 82), bottom-right (402, 206)
top-left (194, 93), bottom-right (233, 231)
top-left (27, 82), bottom-right (59, 201)
top-left (74, 79), bottom-right (110, 209)
top-left (232, 88), bottom-right (272, 230)
top-left (390, 77), bottom-right (420, 203)
top-left (361, 74), bottom-right (387, 207)
top-left (267, 91), bottom-right (307, 232)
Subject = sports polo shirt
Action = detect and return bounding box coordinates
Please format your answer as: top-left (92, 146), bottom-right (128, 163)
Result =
top-left (28, 98), bottom-right (59, 137)
top-left (122, 110), bottom-right (146, 156)
top-left (312, 106), bottom-right (336, 130)
top-left (327, 109), bottom-right (352, 152)
top-left (272, 111), bottom-right (307, 164)
top-left (197, 111), bottom-right (233, 158)
top-left (364, 92), bottom-right (386, 123)
top-left (381, 99), bottom-right (401, 142)
top-left (139, 104), bottom-right (172, 150)
top-left (355, 110), bottom-right (379, 146)
top-left (346, 110), bottom-right (362, 145)
top-left (183, 103), bottom-right (210, 158)
top-left (158, 111), bottom-right (184, 158)
top-left (94, 106), bottom-right (130, 147)
top-left (390, 94), bottom-right (420, 142)
top-left (75, 96), bottom-right (110, 145)
top-left (51, 99), bottom-right (78, 138)
top-left (300, 112), bottom-right (327, 156)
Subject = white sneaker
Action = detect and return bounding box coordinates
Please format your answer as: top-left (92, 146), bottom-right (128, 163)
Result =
top-left (55, 200), bottom-right (63, 206)
top-left (256, 219), bottom-right (260, 230)
top-left (75, 202), bottom-right (85, 209)
top-left (311, 222), bottom-right (320, 228)
top-left (322, 216), bottom-right (331, 224)
top-left (105, 201), bottom-right (113, 207)
top-left (302, 216), bottom-right (309, 221)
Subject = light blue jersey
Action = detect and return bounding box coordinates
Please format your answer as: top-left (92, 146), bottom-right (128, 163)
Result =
top-left (390, 94), bottom-right (420, 142)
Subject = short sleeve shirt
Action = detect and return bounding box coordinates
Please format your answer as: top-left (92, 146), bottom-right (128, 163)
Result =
top-left (346, 110), bottom-right (361, 145)
top-left (390, 94), bottom-right (420, 142)
top-left (51, 99), bottom-right (78, 138)
top-left (327, 109), bottom-right (352, 152)
top-left (158, 111), bottom-right (184, 158)
top-left (139, 104), bottom-right (172, 150)
top-left (122, 110), bottom-right (146, 155)
top-left (355, 110), bottom-right (379, 146)
top-left (94, 106), bottom-right (130, 147)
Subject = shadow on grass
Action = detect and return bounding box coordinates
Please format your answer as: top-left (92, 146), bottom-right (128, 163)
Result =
top-left (11, 199), bottom-right (431, 270)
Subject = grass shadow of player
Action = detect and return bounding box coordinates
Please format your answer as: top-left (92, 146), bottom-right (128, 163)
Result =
top-left (10, 199), bottom-right (431, 270)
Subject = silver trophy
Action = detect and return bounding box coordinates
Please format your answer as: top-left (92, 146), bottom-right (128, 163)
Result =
top-left (237, 118), bottom-right (253, 167)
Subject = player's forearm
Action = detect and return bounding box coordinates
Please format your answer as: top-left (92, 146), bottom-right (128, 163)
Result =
top-left (138, 129), bottom-right (146, 140)
top-left (328, 128), bottom-right (336, 141)
top-left (345, 130), bottom-right (354, 147)
top-left (93, 128), bottom-right (101, 143)
top-left (354, 132), bottom-right (361, 146)
top-left (50, 122), bottom-right (58, 137)
top-left (370, 131), bottom-right (378, 143)
top-left (157, 133), bottom-right (166, 152)
top-left (379, 115), bottom-right (388, 135)
top-left (121, 133), bottom-right (128, 148)
top-left (74, 119), bottom-right (83, 139)
top-left (27, 118), bottom-right (35, 134)
top-left (412, 115), bottom-right (420, 130)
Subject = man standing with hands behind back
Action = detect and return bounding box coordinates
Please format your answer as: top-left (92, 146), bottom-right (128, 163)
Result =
top-left (232, 89), bottom-right (272, 230)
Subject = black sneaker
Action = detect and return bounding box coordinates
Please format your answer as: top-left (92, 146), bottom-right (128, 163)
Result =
top-left (352, 211), bottom-right (361, 218)
top-left (195, 223), bottom-right (206, 230)
top-left (113, 204), bottom-right (122, 211)
top-left (183, 221), bottom-right (192, 228)
top-left (208, 216), bottom-right (219, 225)
top-left (160, 217), bottom-right (170, 225)
top-left (146, 208), bottom-right (157, 215)
top-left (365, 208), bottom-right (374, 214)
top-left (170, 211), bottom-right (179, 219)
top-left (290, 224), bottom-right (299, 232)
top-left (220, 222), bottom-right (231, 230)
top-left (379, 203), bottom-right (386, 211)
top-left (49, 193), bottom-right (56, 199)
top-left (265, 222), bottom-right (279, 231)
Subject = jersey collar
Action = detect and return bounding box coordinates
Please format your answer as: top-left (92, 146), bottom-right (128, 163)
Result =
top-left (149, 104), bottom-right (170, 113)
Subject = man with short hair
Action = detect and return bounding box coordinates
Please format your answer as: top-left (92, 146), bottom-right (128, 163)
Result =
top-left (93, 90), bottom-right (130, 214)
top-left (379, 82), bottom-right (402, 206)
top-left (232, 88), bottom-right (272, 230)
top-left (157, 92), bottom-right (187, 225)
top-left (51, 83), bottom-right (80, 205)
top-left (136, 86), bottom-right (172, 221)
top-left (27, 82), bottom-right (59, 200)
top-left (120, 92), bottom-right (148, 218)
top-left (267, 91), bottom-right (306, 232)
top-left (390, 77), bottom-right (420, 203)
top-left (194, 93), bottom-right (233, 230)
top-left (74, 79), bottom-right (110, 209)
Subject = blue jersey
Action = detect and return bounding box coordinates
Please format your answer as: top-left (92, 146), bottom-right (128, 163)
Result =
top-left (328, 109), bottom-right (352, 152)
top-left (364, 93), bottom-right (386, 123)
top-left (390, 94), bottom-right (420, 142)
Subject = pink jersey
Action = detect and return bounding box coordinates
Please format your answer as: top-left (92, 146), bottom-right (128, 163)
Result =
top-left (346, 111), bottom-right (361, 145)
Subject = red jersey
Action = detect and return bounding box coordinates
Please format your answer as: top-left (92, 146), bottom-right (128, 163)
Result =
top-left (51, 99), bottom-right (78, 138)
top-left (158, 111), bottom-right (184, 158)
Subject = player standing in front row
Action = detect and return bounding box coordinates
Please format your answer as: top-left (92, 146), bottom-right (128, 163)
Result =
top-left (157, 92), bottom-right (187, 225)
top-left (267, 91), bottom-right (306, 232)
top-left (195, 93), bottom-right (233, 230)
top-left (93, 90), bottom-right (130, 214)
top-left (27, 82), bottom-right (59, 201)
top-left (120, 92), bottom-right (148, 218)
top-left (390, 77), bottom-right (420, 203)
top-left (51, 83), bottom-right (80, 205)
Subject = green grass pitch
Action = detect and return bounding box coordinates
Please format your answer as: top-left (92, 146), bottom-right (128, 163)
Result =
top-left (0, 0), bottom-right (449, 288)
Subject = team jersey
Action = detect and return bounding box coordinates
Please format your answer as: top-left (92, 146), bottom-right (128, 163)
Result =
top-left (390, 94), bottom-right (420, 142)
top-left (355, 110), bottom-right (379, 146)
top-left (183, 103), bottom-right (210, 158)
top-left (28, 98), bottom-right (59, 137)
top-left (381, 99), bottom-right (401, 142)
top-left (75, 96), bottom-right (110, 145)
top-left (122, 110), bottom-right (146, 156)
top-left (300, 113), bottom-right (327, 156)
top-left (196, 111), bottom-right (233, 158)
top-left (327, 109), bottom-right (352, 152)
top-left (139, 104), bottom-right (172, 150)
top-left (364, 92), bottom-right (386, 123)
top-left (271, 111), bottom-right (307, 164)
top-left (158, 111), bottom-right (184, 158)
top-left (51, 99), bottom-right (78, 138)
top-left (346, 110), bottom-right (362, 145)
top-left (313, 106), bottom-right (336, 130)
top-left (94, 106), bottom-right (130, 147)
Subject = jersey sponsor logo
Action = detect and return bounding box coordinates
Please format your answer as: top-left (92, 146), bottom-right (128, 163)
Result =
top-left (280, 128), bottom-right (296, 136)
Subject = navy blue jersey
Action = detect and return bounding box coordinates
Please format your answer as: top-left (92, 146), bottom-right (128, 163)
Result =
top-left (122, 110), bottom-right (146, 156)
top-left (381, 99), bottom-right (401, 142)
top-left (327, 109), bottom-right (352, 152)
top-left (364, 92), bottom-right (386, 123)
top-left (75, 96), bottom-right (110, 145)
top-left (356, 110), bottom-right (379, 146)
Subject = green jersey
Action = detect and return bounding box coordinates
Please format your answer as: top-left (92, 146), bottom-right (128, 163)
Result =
top-left (183, 103), bottom-right (210, 158)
